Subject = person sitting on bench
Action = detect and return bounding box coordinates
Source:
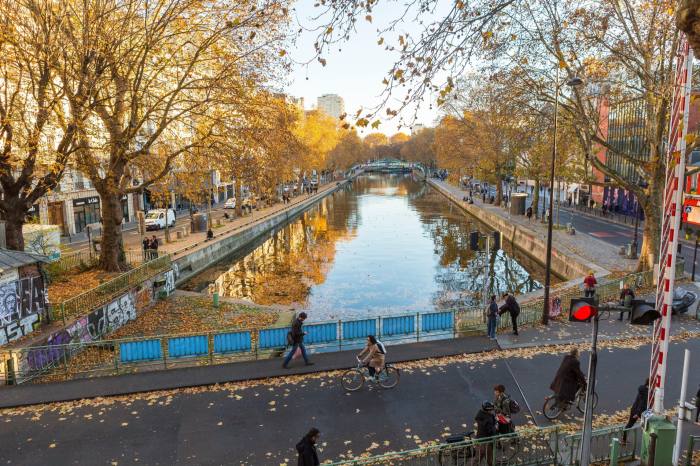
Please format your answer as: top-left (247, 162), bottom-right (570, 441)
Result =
top-left (619, 284), bottom-right (635, 321)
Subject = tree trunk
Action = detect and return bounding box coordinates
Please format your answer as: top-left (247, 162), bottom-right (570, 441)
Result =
top-left (3, 202), bottom-right (27, 251)
top-left (532, 179), bottom-right (541, 219)
top-left (495, 175), bottom-right (503, 206)
top-left (97, 186), bottom-right (127, 272)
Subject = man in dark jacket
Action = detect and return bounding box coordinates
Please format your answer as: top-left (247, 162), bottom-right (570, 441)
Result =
top-left (622, 378), bottom-right (648, 443)
top-left (550, 348), bottom-right (587, 405)
top-left (486, 295), bottom-right (498, 339)
top-left (283, 312), bottom-right (313, 368)
top-left (498, 292), bottom-right (520, 335)
top-left (296, 428), bottom-right (320, 466)
top-left (475, 402), bottom-right (497, 466)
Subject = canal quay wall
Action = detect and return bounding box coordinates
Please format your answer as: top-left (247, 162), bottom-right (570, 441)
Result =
top-left (425, 178), bottom-right (629, 281)
top-left (172, 179), bottom-right (353, 287)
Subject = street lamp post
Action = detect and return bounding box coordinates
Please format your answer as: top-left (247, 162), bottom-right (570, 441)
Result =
top-left (542, 72), bottom-right (583, 325)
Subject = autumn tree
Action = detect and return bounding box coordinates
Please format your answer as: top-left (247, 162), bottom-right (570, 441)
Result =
top-left (363, 133), bottom-right (389, 149)
top-left (294, 109), bottom-right (340, 175)
top-left (390, 133), bottom-right (410, 145)
top-left (0, 1), bottom-right (78, 250)
top-left (400, 127), bottom-right (436, 167)
top-left (50, 0), bottom-right (291, 271)
top-left (327, 130), bottom-right (369, 170)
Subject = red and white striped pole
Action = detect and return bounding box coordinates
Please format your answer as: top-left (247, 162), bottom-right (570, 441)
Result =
top-left (649, 36), bottom-right (693, 413)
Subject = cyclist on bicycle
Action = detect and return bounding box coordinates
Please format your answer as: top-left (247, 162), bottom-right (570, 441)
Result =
top-left (550, 348), bottom-right (586, 407)
top-left (357, 335), bottom-right (385, 381)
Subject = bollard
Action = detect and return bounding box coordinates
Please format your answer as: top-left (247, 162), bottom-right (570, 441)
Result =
top-left (213, 291), bottom-right (219, 308)
top-left (609, 437), bottom-right (620, 466)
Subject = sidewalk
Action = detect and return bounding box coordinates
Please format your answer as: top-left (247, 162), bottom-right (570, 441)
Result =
top-left (431, 179), bottom-right (636, 274)
top-left (0, 335), bottom-right (496, 408)
top-left (62, 180), bottom-right (344, 255)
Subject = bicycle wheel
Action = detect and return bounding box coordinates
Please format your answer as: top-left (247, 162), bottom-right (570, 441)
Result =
top-left (340, 369), bottom-right (364, 391)
top-left (576, 391), bottom-right (599, 414)
top-left (494, 436), bottom-right (519, 465)
top-left (542, 396), bottom-right (563, 421)
top-left (379, 366), bottom-right (400, 389)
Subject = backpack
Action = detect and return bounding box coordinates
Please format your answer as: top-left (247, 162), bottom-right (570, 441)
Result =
top-left (376, 340), bottom-right (387, 355)
top-left (509, 398), bottom-right (521, 414)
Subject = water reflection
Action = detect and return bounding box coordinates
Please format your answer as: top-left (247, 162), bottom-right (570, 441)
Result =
top-left (181, 175), bottom-right (556, 320)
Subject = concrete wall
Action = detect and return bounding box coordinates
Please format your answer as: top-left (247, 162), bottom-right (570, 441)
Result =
top-left (427, 179), bottom-right (606, 280)
top-left (173, 180), bottom-right (352, 286)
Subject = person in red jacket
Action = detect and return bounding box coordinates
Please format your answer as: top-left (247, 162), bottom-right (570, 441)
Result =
top-left (583, 272), bottom-right (597, 298)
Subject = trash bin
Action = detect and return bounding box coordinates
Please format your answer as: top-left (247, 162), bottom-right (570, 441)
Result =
top-left (640, 413), bottom-right (676, 466)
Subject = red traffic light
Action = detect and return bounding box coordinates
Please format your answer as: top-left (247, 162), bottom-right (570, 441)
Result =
top-left (569, 298), bottom-right (597, 323)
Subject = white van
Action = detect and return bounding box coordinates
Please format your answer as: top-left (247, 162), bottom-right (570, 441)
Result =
top-left (145, 209), bottom-right (175, 230)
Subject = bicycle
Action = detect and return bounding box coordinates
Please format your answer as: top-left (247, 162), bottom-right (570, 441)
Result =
top-left (340, 357), bottom-right (400, 391)
top-left (437, 431), bottom-right (518, 466)
top-left (542, 386), bottom-right (598, 421)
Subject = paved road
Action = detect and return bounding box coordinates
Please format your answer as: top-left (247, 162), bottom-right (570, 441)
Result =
top-left (2, 337), bottom-right (699, 465)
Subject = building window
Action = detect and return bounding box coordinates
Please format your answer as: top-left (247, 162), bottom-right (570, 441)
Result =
top-left (72, 196), bottom-right (101, 233)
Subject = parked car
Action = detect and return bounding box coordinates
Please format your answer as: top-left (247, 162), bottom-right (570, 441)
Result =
top-left (145, 208), bottom-right (175, 230)
top-left (224, 197), bottom-right (237, 209)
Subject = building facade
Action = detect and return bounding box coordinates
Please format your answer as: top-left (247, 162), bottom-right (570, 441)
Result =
top-left (317, 94), bottom-right (345, 119)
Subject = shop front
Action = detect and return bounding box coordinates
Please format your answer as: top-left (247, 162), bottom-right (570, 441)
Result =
top-left (72, 196), bottom-right (100, 233)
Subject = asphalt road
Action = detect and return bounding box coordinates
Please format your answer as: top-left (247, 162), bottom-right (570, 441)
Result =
top-left (2, 337), bottom-right (699, 465)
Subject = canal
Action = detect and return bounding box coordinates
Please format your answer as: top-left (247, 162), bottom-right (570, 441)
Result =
top-left (180, 174), bottom-right (558, 321)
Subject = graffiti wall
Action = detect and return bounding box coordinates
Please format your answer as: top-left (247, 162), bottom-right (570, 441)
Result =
top-left (0, 266), bottom-right (48, 346)
top-left (12, 275), bottom-right (160, 374)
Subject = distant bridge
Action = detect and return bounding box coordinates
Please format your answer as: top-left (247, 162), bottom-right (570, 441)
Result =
top-left (364, 158), bottom-right (415, 173)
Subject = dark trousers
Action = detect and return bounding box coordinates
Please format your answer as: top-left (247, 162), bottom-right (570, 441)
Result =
top-left (283, 343), bottom-right (308, 366)
top-left (510, 312), bottom-right (518, 335)
top-left (584, 288), bottom-right (595, 298)
top-left (622, 413), bottom-right (638, 442)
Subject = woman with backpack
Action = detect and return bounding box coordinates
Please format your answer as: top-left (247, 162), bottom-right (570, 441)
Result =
top-left (493, 384), bottom-right (519, 434)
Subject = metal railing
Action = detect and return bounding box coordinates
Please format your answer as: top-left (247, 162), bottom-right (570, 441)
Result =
top-left (324, 424), bottom-right (638, 466)
top-left (683, 435), bottom-right (700, 466)
top-left (47, 249), bottom-right (159, 276)
top-left (5, 310), bottom-right (456, 384)
top-left (455, 269), bottom-right (656, 332)
top-left (50, 254), bottom-right (172, 324)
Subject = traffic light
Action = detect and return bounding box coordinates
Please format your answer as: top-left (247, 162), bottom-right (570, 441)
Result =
top-left (569, 297), bottom-right (597, 323)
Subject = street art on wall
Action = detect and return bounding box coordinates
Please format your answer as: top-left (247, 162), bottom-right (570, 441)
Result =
top-left (24, 292), bottom-right (138, 371)
top-left (0, 270), bottom-right (48, 346)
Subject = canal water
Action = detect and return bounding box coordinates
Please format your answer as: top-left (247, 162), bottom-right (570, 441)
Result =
top-left (181, 174), bottom-right (556, 321)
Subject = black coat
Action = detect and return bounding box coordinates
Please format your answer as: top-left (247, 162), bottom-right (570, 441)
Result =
top-left (291, 318), bottom-right (305, 344)
top-left (550, 355), bottom-right (586, 402)
top-left (630, 384), bottom-right (648, 417)
top-left (499, 295), bottom-right (520, 317)
top-left (296, 436), bottom-right (319, 466)
top-left (475, 409), bottom-right (497, 439)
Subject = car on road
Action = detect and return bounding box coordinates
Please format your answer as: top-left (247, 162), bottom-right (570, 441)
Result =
top-left (224, 198), bottom-right (236, 209)
top-left (145, 208), bottom-right (175, 230)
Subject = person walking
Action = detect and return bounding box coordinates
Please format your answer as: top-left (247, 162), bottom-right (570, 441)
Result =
top-left (583, 271), bottom-right (597, 298)
top-left (526, 206), bottom-right (533, 222)
top-left (283, 312), bottom-right (313, 368)
top-left (498, 292), bottom-right (520, 336)
top-left (474, 401), bottom-right (497, 466)
top-left (622, 378), bottom-right (648, 443)
top-left (695, 384), bottom-right (700, 424)
top-left (493, 384), bottom-right (515, 434)
top-left (296, 428), bottom-right (320, 466)
top-left (486, 295), bottom-right (498, 340)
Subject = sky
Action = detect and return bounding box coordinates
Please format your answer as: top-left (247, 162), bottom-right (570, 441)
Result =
top-left (285, 1), bottom-right (444, 137)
